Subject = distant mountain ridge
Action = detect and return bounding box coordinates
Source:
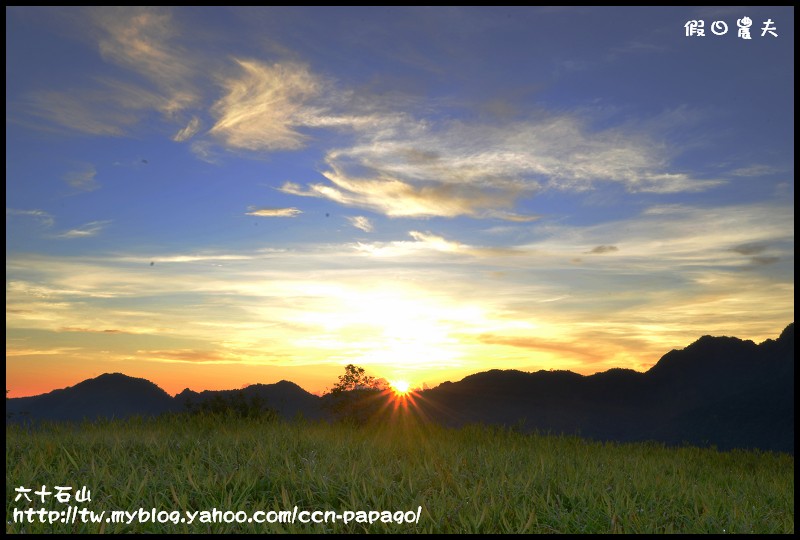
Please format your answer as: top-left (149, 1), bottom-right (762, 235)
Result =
top-left (418, 323), bottom-right (794, 452)
top-left (174, 380), bottom-right (325, 420)
top-left (6, 373), bottom-right (179, 422)
top-left (6, 323), bottom-right (794, 453)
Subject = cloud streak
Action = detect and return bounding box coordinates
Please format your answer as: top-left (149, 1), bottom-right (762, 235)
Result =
top-left (731, 242), bottom-right (767, 256)
top-left (91, 6), bottom-right (198, 115)
top-left (245, 207), bottom-right (302, 217)
top-left (136, 348), bottom-right (231, 364)
top-left (173, 116), bottom-right (201, 142)
top-left (347, 216), bottom-right (373, 232)
top-left (18, 7), bottom-right (198, 136)
top-left (588, 245), bottom-right (618, 254)
top-left (56, 220), bottom-right (112, 239)
top-left (24, 89), bottom-right (139, 136)
top-left (354, 230), bottom-right (521, 258)
top-left (7, 208), bottom-right (55, 228)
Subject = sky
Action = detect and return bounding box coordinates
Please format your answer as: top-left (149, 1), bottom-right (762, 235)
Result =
top-left (6, 7), bottom-right (794, 398)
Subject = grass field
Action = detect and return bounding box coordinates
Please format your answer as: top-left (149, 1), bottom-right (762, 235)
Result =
top-left (5, 414), bottom-right (794, 534)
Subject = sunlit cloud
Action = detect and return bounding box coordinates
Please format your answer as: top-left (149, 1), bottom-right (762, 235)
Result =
top-left (55, 220), bottom-right (112, 239)
top-left (409, 231), bottom-right (465, 253)
top-left (245, 207), bottom-right (302, 217)
top-left (281, 166), bottom-right (519, 219)
top-left (284, 113), bottom-right (725, 219)
top-left (347, 216), bottom-right (373, 232)
top-left (7, 347), bottom-right (83, 357)
top-left (210, 60), bottom-right (322, 151)
top-left (172, 116), bottom-right (201, 142)
top-left (115, 253), bottom-right (257, 264)
top-left (65, 164), bottom-right (99, 191)
top-left (135, 348), bottom-right (231, 364)
top-left (354, 230), bottom-right (521, 258)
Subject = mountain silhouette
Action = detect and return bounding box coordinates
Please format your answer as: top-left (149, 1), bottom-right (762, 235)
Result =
top-left (5, 373), bottom-right (178, 422)
top-left (6, 324), bottom-right (793, 453)
top-left (417, 323), bottom-right (794, 452)
top-left (174, 380), bottom-right (324, 420)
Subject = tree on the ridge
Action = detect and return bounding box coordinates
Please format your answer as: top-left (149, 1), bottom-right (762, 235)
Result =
top-left (326, 364), bottom-right (387, 424)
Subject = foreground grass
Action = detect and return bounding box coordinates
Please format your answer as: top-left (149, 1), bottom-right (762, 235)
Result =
top-left (5, 414), bottom-right (794, 533)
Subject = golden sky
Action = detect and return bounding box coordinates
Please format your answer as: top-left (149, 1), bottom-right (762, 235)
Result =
top-left (6, 7), bottom-right (794, 397)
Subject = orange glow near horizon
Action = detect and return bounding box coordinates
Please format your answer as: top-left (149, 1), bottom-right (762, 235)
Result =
top-left (5, 315), bottom-right (793, 399)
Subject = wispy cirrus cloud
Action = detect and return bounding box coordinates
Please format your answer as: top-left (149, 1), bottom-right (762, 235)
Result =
top-left (7, 208), bottom-right (55, 228)
top-left (210, 60), bottom-right (322, 151)
top-left (136, 348), bottom-right (232, 364)
top-left (189, 140), bottom-right (220, 164)
top-left (15, 10), bottom-right (724, 229)
top-left (281, 168), bottom-right (523, 219)
top-left (282, 111), bottom-right (725, 220)
top-left (730, 164), bottom-right (782, 177)
top-left (59, 327), bottom-right (128, 334)
top-left (24, 89), bottom-right (140, 136)
top-left (173, 116), bottom-right (201, 142)
top-left (347, 216), bottom-right (374, 232)
top-left (90, 6), bottom-right (198, 115)
top-left (23, 75), bottom-right (189, 136)
top-left (18, 7), bottom-right (198, 135)
top-left (55, 220), bottom-right (112, 239)
top-left (245, 206), bottom-right (302, 217)
top-left (65, 164), bottom-right (99, 191)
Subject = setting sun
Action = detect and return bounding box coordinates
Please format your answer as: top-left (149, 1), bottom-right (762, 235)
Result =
top-left (390, 380), bottom-right (411, 396)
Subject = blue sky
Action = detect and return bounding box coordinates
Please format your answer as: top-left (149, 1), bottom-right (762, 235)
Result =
top-left (6, 7), bottom-right (794, 397)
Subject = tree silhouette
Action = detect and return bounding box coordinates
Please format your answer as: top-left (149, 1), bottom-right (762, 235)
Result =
top-left (330, 364), bottom-right (381, 394)
top-left (326, 364), bottom-right (386, 424)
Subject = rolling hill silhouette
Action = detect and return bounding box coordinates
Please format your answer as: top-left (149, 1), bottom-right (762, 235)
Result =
top-left (6, 323), bottom-right (793, 452)
top-left (5, 373), bottom-right (178, 422)
top-left (174, 380), bottom-right (325, 420)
